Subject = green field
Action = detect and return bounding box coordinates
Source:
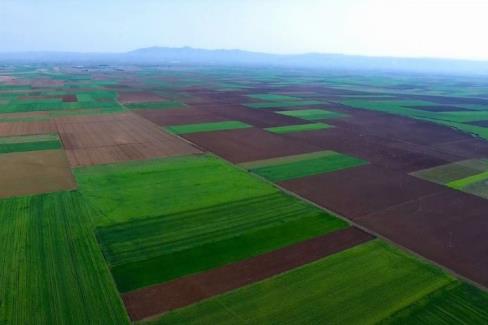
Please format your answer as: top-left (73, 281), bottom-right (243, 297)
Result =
top-left (246, 150), bottom-right (367, 182)
top-left (75, 154), bottom-right (284, 225)
top-left (166, 121), bottom-right (252, 134)
top-left (0, 134), bottom-right (61, 154)
top-left (265, 122), bottom-right (331, 134)
top-left (382, 282), bottom-right (488, 324)
top-left (144, 240), bottom-right (453, 324)
top-left (0, 191), bottom-right (129, 324)
top-left (243, 100), bottom-right (322, 109)
top-left (277, 108), bottom-right (347, 120)
top-left (97, 192), bottom-right (346, 292)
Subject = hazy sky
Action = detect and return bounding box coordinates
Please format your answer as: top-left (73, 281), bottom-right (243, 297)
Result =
top-left (1, 0), bottom-right (488, 60)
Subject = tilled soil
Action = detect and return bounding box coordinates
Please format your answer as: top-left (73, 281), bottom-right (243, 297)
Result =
top-left (56, 112), bottom-right (200, 167)
top-left (0, 149), bottom-right (77, 198)
top-left (183, 127), bottom-right (323, 163)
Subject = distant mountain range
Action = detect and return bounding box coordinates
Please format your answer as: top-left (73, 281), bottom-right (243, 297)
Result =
top-left (2, 46), bottom-right (488, 75)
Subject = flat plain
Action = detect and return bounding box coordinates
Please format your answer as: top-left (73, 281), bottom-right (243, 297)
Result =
top-left (1, 64), bottom-right (488, 324)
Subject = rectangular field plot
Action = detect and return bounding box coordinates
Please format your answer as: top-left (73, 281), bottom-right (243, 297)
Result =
top-left (278, 109), bottom-right (347, 121)
top-left (241, 150), bottom-right (367, 182)
top-left (0, 191), bottom-right (129, 324)
top-left (98, 193), bottom-right (346, 292)
top-left (0, 149), bottom-right (76, 198)
top-left (265, 122), bottom-right (331, 134)
top-left (243, 100), bottom-right (322, 109)
top-left (382, 282), bottom-right (488, 324)
top-left (0, 133), bottom-right (61, 154)
top-left (166, 120), bottom-right (252, 135)
top-left (412, 158), bottom-right (488, 199)
top-left (145, 240), bottom-right (453, 325)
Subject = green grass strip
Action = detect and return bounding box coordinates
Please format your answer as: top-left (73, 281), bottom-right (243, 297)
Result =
top-left (144, 240), bottom-right (453, 325)
top-left (278, 109), bottom-right (347, 121)
top-left (243, 100), bottom-right (322, 109)
top-left (166, 121), bottom-right (252, 135)
top-left (239, 150), bottom-right (338, 169)
top-left (0, 134), bottom-right (61, 154)
top-left (381, 282), bottom-right (488, 324)
top-left (249, 151), bottom-right (367, 182)
top-left (0, 134), bottom-right (58, 144)
top-left (447, 170), bottom-right (488, 189)
top-left (265, 122), bottom-right (331, 134)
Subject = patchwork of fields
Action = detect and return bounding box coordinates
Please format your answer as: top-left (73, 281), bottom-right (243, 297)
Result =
top-left (1, 64), bottom-right (488, 324)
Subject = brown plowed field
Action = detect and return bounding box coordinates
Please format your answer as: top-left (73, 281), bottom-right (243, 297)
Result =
top-left (122, 227), bottom-right (374, 321)
top-left (284, 128), bottom-right (449, 172)
top-left (135, 107), bottom-right (227, 126)
top-left (118, 91), bottom-right (166, 104)
top-left (56, 112), bottom-right (200, 167)
top-left (0, 120), bottom-right (57, 137)
top-left (280, 164), bottom-right (446, 219)
top-left (183, 127), bottom-right (322, 163)
top-left (0, 149), bottom-right (76, 198)
top-left (356, 190), bottom-right (488, 287)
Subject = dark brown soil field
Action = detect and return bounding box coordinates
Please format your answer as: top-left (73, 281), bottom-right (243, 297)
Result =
top-left (122, 227), bottom-right (374, 321)
top-left (356, 190), bottom-right (488, 287)
top-left (135, 107), bottom-right (228, 126)
top-left (118, 91), bottom-right (167, 104)
top-left (0, 149), bottom-right (76, 198)
top-left (280, 164), bottom-right (446, 219)
top-left (183, 127), bottom-right (322, 163)
top-left (56, 112), bottom-right (200, 167)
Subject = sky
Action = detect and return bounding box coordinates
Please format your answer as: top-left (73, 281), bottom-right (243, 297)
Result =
top-left (1, 0), bottom-right (488, 60)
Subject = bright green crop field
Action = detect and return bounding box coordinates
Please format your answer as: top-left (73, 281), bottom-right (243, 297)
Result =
top-left (0, 191), bottom-right (129, 324)
top-left (247, 150), bottom-right (367, 182)
top-left (278, 108), bottom-right (347, 120)
top-left (97, 192), bottom-right (346, 292)
top-left (144, 240), bottom-right (454, 325)
top-left (166, 120), bottom-right (252, 135)
top-left (382, 282), bottom-right (488, 324)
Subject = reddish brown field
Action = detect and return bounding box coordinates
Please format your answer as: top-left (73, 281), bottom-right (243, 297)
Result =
top-left (280, 164), bottom-right (445, 219)
top-left (356, 190), bottom-right (488, 287)
top-left (183, 127), bottom-right (322, 163)
top-left (56, 112), bottom-right (200, 167)
top-left (122, 227), bottom-right (373, 321)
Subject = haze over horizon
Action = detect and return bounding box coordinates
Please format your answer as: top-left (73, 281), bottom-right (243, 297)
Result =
top-left (2, 0), bottom-right (488, 61)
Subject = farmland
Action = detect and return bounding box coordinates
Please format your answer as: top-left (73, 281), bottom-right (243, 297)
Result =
top-left (1, 64), bottom-right (488, 324)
